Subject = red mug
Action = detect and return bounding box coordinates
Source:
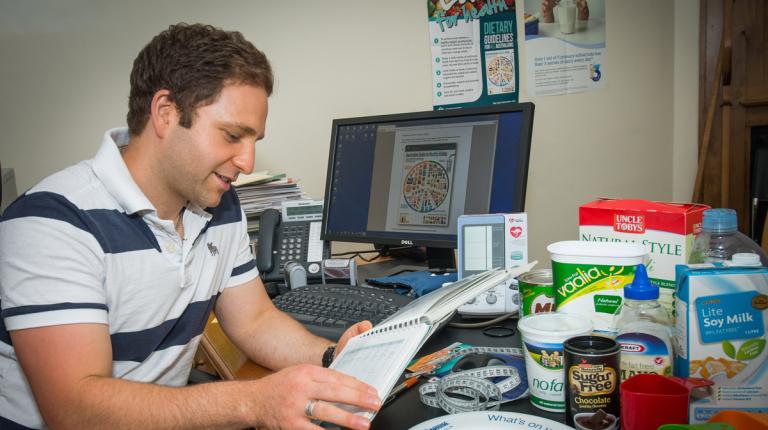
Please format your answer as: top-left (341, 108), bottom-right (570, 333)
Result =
top-left (620, 374), bottom-right (712, 430)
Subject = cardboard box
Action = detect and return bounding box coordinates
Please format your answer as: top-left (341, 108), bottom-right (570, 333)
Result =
top-left (579, 199), bottom-right (709, 315)
top-left (675, 265), bottom-right (768, 423)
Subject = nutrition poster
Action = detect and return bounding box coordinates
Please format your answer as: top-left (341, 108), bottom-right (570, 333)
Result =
top-left (427, 0), bottom-right (520, 109)
top-left (522, 0), bottom-right (607, 96)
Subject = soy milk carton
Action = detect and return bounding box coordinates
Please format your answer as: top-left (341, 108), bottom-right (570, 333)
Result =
top-left (675, 265), bottom-right (768, 423)
top-left (580, 199), bottom-right (709, 316)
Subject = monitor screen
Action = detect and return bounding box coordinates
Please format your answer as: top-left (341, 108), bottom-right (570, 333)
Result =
top-left (321, 103), bottom-right (534, 257)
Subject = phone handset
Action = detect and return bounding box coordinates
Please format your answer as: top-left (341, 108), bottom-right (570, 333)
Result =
top-left (256, 200), bottom-right (330, 286)
top-left (256, 208), bottom-right (281, 275)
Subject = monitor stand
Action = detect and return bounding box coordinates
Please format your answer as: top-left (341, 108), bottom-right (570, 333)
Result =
top-left (425, 247), bottom-right (456, 273)
top-left (357, 247), bottom-right (456, 281)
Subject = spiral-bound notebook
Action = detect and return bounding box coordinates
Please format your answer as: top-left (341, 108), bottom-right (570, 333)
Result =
top-left (328, 262), bottom-right (536, 420)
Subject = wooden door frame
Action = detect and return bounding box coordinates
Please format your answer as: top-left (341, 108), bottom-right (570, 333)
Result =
top-left (698, 0), bottom-right (768, 234)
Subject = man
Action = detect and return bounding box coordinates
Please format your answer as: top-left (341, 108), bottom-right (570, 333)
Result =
top-left (0, 23), bottom-right (379, 430)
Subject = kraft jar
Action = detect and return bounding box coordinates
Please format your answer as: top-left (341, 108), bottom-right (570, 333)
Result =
top-left (517, 312), bottom-right (593, 412)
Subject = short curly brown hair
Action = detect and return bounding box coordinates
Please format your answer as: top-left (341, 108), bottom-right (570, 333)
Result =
top-left (126, 23), bottom-right (273, 136)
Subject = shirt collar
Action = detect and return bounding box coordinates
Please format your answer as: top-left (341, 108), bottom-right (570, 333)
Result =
top-left (186, 201), bottom-right (213, 220)
top-left (91, 127), bottom-right (155, 215)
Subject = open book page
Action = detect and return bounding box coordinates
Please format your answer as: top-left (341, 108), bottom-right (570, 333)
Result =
top-left (422, 267), bottom-right (519, 325)
top-left (378, 262), bottom-right (537, 329)
top-left (329, 322), bottom-right (431, 419)
top-left (376, 270), bottom-right (502, 328)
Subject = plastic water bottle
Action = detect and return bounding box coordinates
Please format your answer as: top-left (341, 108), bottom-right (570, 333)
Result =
top-left (688, 208), bottom-right (768, 266)
top-left (615, 264), bottom-right (674, 382)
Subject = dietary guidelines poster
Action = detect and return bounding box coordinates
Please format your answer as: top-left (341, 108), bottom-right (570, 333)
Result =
top-left (427, 0), bottom-right (520, 109)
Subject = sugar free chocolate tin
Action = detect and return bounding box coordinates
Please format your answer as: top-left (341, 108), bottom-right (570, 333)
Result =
top-left (564, 335), bottom-right (621, 430)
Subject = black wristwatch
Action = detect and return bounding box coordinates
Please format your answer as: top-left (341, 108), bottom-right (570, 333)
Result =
top-left (322, 344), bottom-right (337, 368)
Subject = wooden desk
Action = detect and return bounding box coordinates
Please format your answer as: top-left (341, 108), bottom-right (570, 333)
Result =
top-left (196, 313), bottom-right (271, 380)
top-left (196, 256), bottom-right (422, 380)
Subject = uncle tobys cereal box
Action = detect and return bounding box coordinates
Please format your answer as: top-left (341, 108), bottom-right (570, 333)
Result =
top-left (579, 199), bottom-right (709, 316)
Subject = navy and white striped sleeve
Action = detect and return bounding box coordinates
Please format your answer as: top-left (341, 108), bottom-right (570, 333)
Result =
top-left (0, 192), bottom-right (108, 331)
top-left (225, 208), bottom-right (259, 289)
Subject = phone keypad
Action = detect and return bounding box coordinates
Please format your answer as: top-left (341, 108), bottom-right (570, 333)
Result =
top-left (278, 224), bottom-right (310, 272)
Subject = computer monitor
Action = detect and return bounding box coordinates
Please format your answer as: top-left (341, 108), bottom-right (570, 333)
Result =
top-left (321, 103), bottom-right (534, 270)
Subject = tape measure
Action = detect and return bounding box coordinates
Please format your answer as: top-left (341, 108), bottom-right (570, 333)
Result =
top-left (416, 346), bottom-right (528, 414)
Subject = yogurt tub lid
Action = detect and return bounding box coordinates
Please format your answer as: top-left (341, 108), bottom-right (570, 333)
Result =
top-left (547, 240), bottom-right (647, 259)
top-left (517, 312), bottom-right (593, 338)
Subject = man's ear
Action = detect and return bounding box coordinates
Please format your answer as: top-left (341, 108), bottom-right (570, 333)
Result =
top-left (149, 89), bottom-right (178, 139)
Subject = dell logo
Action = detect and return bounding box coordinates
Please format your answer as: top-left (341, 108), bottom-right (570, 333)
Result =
top-left (401, 240), bottom-right (414, 245)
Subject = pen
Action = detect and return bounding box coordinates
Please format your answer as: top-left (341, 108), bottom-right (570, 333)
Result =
top-left (383, 376), bottom-right (419, 406)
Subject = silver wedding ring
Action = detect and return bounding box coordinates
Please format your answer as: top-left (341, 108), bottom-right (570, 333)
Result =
top-left (304, 399), bottom-right (318, 418)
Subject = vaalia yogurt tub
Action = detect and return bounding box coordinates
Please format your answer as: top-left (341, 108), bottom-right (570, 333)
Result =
top-left (517, 312), bottom-right (593, 412)
top-left (548, 241), bottom-right (647, 335)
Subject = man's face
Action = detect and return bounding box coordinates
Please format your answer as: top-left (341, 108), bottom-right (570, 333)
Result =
top-left (161, 83), bottom-right (268, 209)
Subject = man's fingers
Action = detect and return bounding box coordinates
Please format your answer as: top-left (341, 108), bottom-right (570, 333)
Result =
top-left (313, 379), bottom-right (381, 412)
top-left (343, 320), bottom-right (371, 340)
top-left (311, 401), bottom-right (372, 430)
top-left (307, 367), bottom-right (379, 401)
top-left (356, 320), bottom-right (373, 332)
top-left (337, 320), bottom-right (372, 357)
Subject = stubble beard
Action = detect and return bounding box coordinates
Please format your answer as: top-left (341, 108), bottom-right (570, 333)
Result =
top-left (163, 129), bottom-right (224, 210)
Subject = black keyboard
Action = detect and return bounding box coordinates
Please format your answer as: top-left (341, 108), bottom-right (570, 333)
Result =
top-left (272, 284), bottom-right (413, 341)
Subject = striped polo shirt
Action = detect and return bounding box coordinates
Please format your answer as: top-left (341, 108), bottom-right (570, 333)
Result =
top-left (0, 128), bottom-right (259, 429)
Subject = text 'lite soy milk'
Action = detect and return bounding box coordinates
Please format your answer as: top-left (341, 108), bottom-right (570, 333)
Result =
top-left (580, 199), bottom-right (709, 317)
top-left (675, 264), bottom-right (768, 423)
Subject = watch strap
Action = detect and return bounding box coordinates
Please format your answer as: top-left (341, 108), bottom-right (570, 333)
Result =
top-left (322, 344), bottom-right (337, 368)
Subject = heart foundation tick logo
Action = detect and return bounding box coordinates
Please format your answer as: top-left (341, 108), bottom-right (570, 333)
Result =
top-left (509, 226), bottom-right (523, 238)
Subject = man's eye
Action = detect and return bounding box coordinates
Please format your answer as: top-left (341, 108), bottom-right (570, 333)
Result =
top-left (224, 131), bottom-right (239, 142)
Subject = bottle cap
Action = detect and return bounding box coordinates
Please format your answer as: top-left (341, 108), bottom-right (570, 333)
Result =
top-left (702, 208), bottom-right (738, 233)
top-left (624, 264), bottom-right (658, 300)
top-left (729, 253), bottom-right (762, 267)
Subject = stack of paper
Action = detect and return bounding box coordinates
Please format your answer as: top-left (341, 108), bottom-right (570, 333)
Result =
top-left (233, 171), bottom-right (310, 222)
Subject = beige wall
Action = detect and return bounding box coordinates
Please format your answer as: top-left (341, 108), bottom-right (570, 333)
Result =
top-left (673, 0), bottom-right (700, 203)
top-left (0, 0), bottom-right (698, 264)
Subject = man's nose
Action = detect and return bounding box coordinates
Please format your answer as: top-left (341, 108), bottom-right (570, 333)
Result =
top-left (232, 142), bottom-right (255, 174)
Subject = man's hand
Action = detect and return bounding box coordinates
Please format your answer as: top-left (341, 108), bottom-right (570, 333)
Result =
top-left (335, 320), bottom-right (373, 359)
top-left (249, 364), bottom-right (380, 430)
